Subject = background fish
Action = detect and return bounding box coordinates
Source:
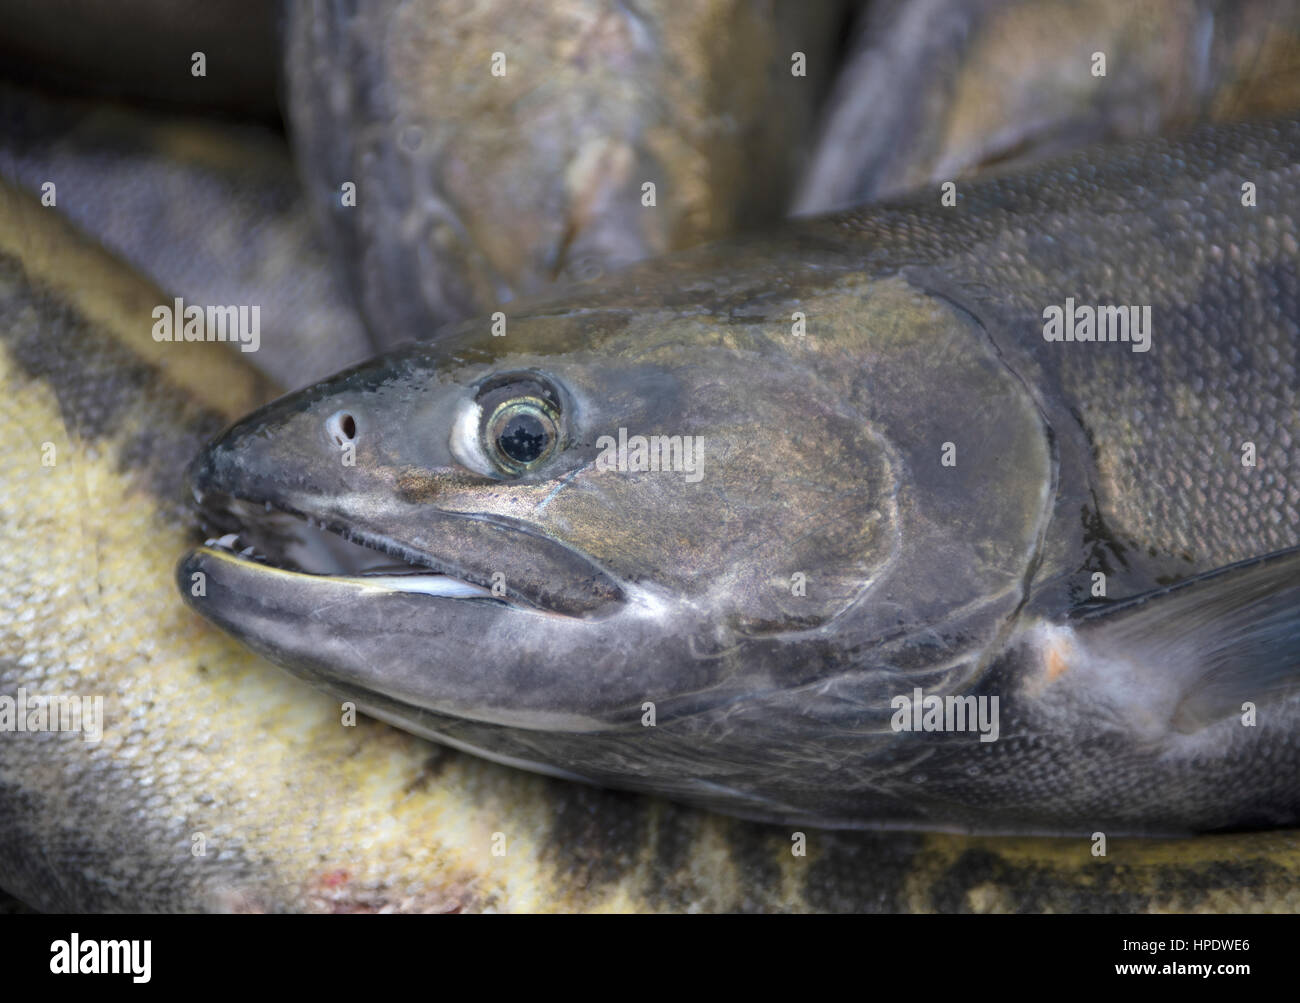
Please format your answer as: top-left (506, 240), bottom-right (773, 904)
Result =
top-left (285, 0), bottom-right (1300, 337)
top-left (795, 0), bottom-right (1300, 211)
top-left (284, 0), bottom-right (848, 347)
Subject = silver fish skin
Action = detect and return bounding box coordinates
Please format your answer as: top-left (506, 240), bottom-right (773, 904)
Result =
top-left (180, 117), bottom-right (1300, 836)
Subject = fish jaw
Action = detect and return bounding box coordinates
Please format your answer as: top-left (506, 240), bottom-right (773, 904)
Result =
top-left (180, 368), bottom-right (630, 620)
top-left (175, 444), bottom-right (710, 732)
top-left (176, 540), bottom-right (705, 732)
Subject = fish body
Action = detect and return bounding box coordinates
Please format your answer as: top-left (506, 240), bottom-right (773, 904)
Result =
top-left (181, 117), bottom-right (1300, 835)
top-left (285, 0), bottom-right (846, 346)
top-left (796, 0), bottom-right (1300, 211)
top-left (3, 119), bottom-right (1300, 915)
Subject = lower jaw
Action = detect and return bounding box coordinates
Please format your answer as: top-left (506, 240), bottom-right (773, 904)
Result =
top-left (198, 497), bottom-right (505, 601)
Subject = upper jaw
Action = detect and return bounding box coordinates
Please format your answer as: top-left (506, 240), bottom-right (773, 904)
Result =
top-left (184, 479), bottom-right (627, 620)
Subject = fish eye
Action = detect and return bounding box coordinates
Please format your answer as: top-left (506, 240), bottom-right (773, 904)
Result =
top-left (484, 397), bottom-right (559, 472)
top-left (448, 371), bottom-right (567, 477)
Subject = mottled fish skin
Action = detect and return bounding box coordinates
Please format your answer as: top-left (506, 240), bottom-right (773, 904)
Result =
top-left (181, 116), bottom-right (1298, 837)
top-left (0, 83), bottom-right (373, 389)
top-left (283, 0), bottom-right (847, 348)
top-left (795, 0), bottom-right (1300, 212)
top-left (4, 177), bottom-right (1300, 912)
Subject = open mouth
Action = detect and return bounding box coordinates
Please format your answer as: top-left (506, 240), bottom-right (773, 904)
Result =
top-left (186, 482), bottom-right (627, 618)
top-left (193, 495), bottom-right (501, 601)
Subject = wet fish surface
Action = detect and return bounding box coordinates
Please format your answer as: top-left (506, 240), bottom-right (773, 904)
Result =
top-left (13, 176), bottom-right (1298, 915)
top-left (3, 2), bottom-right (1300, 914)
top-left (284, 0), bottom-right (847, 347)
top-left (1, 107), bottom-right (1299, 917)
top-left (181, 116), bottom-right (1300, 837)
top-left (796, 0), bottom-right (1300, 211)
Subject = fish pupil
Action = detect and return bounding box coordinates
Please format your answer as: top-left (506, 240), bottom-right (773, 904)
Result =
top-left (498, 413), bottom-right (547, 463)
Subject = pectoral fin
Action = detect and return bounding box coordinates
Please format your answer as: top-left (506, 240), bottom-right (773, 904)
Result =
top-left (1074, 548), bottom-right (1300, 733)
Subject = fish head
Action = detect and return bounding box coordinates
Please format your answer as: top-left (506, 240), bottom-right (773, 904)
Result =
top-left (178, 267), bottom-right (1053, 815)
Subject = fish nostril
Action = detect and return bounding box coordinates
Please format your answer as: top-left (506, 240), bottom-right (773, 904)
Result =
top-left (326, 410), bottom-right (357, 446)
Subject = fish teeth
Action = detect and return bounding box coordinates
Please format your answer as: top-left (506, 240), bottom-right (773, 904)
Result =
top-left (203, 533), bottom-right (264, 561)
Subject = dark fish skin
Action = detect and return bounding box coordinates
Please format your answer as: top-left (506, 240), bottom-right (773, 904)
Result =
top-left (2, 155), bottom-right (1300, 914)
top-left (182, 116), bottom-right (1299, 836)
top-left (284, 0), bottom-right (846, 347)
top-left (795, 0), bottom-right (1300, 211)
